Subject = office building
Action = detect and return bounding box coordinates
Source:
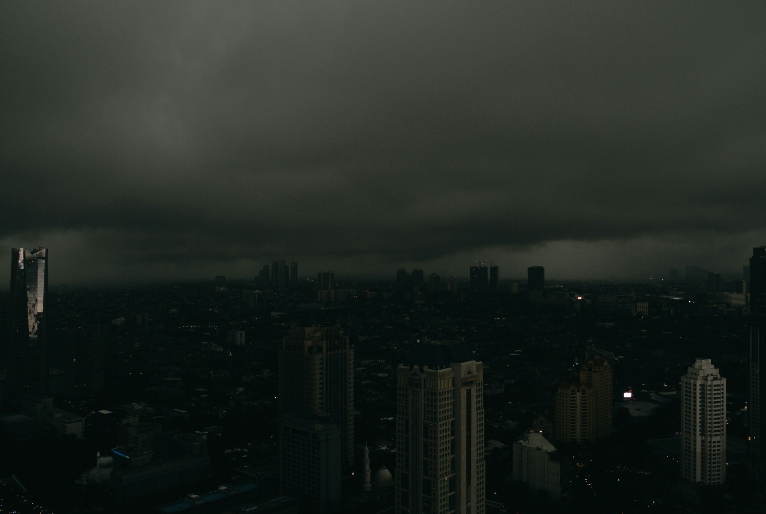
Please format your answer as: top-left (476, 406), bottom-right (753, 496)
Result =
top-left (428, 273), bottom-right (441, 294)
top-left (280, 418), bottom-right (341, 513)
top-left (750, 246), bottom-right (766, 483)
top-left (513, 432), bottom-right (563, 501)
top-left (259, 264), bottom-right (270, 289)
top-left (469, 264), bottom-right (488, 292)
top-left (317, 271), bottom-right (334, 291)
top-left (278, 326), bottom-right (354, 468)
top-left (580, 357), bottom-right (612, 439)
top-left (681, 359), bottom-right (726, 485)
top-left (489, 265), bottom-right (499, 292)
top-left (396, 269), bottom-right (410, 291)
top-left (555, 356), bottom-right (612, 443)
top-left (395, 342), bottom-right (485, 514)
top-left (289, 261), bottom-right (298, 289)
top-left (271, 261), bottom-right (280, 290)
top-left (555, 383), bottom-right (596, 443)
top-left (7, 248), bottom-right (48, 397)
top-left (412, 269), bottom-right (424, 291)
top-left (528, 266), bottom-right (545, 291)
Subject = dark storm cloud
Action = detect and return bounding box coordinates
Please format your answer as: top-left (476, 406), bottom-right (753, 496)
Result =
top-left (2, 1), bottom-right (766, 282)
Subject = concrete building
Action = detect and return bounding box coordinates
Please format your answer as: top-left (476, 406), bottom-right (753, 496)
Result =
top-left (554, 356), bottom-right (612, 444)
top-left (227, 330), bottom-right (246, 346)
top-left (527, 266), bottom-right (545, 292)
top-left (681, 359), bottom-right (726, 485)
top-left (512, 432), bottom-right (562, 501)
top-left (396, 342), bottom-right (485, 514)
top-left (555, 383), bottom-right (596, 443)
top-left (280, 418), bottom-right (341, 513)
top-left (580, 357), bottom-right (613, 439)
top-left (7, 248), bottom-right (48, 397)
top-left (750, 246), bottom-right (766, 484)
top-left (278, 325), bottom-right (354, 468)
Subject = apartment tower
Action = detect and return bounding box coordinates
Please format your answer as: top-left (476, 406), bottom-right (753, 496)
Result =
top-left (278, 325), bottom-right (354, 468)
top-left (7, 248), bottom-right (48, 397)
top-left (681, 359), bottom-right (726, 485)
top-left (396, 342), bottom-right (485, 514)
top-left (750, 246), bottom-right (766, 484)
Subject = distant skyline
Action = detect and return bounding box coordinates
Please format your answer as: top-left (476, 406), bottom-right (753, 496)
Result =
top-left (2, 2), bottom-right (766, 286)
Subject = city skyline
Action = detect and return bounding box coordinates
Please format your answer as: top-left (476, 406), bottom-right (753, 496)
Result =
top-left (2, 2), bottom-right (766, 286)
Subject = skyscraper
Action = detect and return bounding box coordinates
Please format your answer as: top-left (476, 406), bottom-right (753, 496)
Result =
top-left (554, 357), bottom-right (612, 443)
top-left (749, 246), bottom-right (766, 483)
top-left (396, 342), bottom-right (485, 514)
top-left (554, 383), bottom-right (596, 443)
top-left (469, 264), bottom-right (488, 292)
top-left (681, 359), bottom-right (726, 485)
top-left (7, 248), bottom-right (48, 397)
top-left (280, 417), bottom-right (341, 513)
top-left (580, 357), bottom-right (612, 439)
top-left (528, 266), bottom-right (545, 291)
top-left (489, 265), bottom-right (499, 292)
top-left (289, 261), bottom-right (298, 289)
top-left (278, 325), bottom-right (354, 468)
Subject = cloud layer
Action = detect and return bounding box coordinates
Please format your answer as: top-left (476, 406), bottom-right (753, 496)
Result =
top-left (2, 2), bottom-right (766, 284)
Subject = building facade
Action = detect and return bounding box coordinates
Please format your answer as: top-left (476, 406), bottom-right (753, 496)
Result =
top-left (527, 266), bottom-right (545, 291)
top-left (555, 383), bottom-right (596, 443)
top-left (7, 247), bottom-right (48, 397)
top-left (580, 357), bottom-right (612, 439)
top-left (278, 325), bottom-right (354, 468)
top-left (395, 342), bottom-right (485, 514)
top-left (681, 359), bottom-right (726, 485)
top-left (750, 246), bottom-right (766, 484)
top-left (280, 418), bottom-right (341, 513)
top-left (512, 432), bottom-right (562, 501)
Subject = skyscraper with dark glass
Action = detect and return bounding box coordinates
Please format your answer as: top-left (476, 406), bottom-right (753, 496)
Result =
top-left (749, 246), bottom-right (766, 484)
top-left (7, 248), bottom-right (48, 397)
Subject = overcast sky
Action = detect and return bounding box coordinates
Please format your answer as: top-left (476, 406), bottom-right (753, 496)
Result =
top-left (2, 1), bottom-right (765, 286)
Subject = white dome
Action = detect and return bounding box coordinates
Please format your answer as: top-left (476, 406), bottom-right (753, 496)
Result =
top-left (373, 466), bottom-right (393, 488)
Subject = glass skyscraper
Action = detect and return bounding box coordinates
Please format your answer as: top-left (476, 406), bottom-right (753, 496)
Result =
top-left (8, 247), bottom-right (48, 397)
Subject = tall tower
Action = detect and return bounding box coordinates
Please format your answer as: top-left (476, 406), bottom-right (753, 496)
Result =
top-left (363, 443), bottom-right (372, 492)
top-left (681, 359), bottom-right (726, 485)
top-left (469, 264), bottom-right (488, 292)
top-left (580, 357), bottom-right (612, 439)
top-left (489, 265), bottom-right (499, 292)
top-left (554, 383), bottom-right (596, 443)
top-left (527, 266), bottom-right (545, 291)
top-left (396, 342), bottom-right (485, 514)
top-left (7, 248), bottom-right (48, 397)
top-left (289, 262), bottom-right (298, 289)
top-left (554, 356), bottom-right (611, 443)
top-left (278, 325), bottom-right (354, 468)
top-left (750, 246), bottom-right (766, 483)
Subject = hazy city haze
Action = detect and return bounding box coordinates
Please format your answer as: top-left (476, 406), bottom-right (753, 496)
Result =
top-left (2, 1), bottom-right (765, 285)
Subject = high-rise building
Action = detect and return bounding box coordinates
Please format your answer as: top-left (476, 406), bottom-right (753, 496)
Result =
top-left (428, 273), bottom-right (440, 294)
top-left (289, 262), bottom-right (298, 289)
top-left (258, 264), bottom-right (270, 289)
top-left (512, 432), bottom-right (564, 501)
top-left (271, 260), bottom-right (279, 290)
top-left (396, 268), bottom-right (410, 291)
top-left (278, 326), bottom-right (354, 468)
top-left (412, 269), bottom-right (424, 291)
top-left (750, 246), bottom-right (766, 483)
top-left (280, 417), bottom-right (341, 513)
top-left (681, 359), bottom-right (726, 485)
top-left (7, 248), bottom-right (48, 397)
top-left (278, 260), bottom-right (288, 290)
top-left (554, 357), bottom-right (612, 443)
top-left (469, 264), bottom-right (488, 292)
top-left (580, 357), bottom-right (612, 439)
top-left (528, 266), bottom-right (545, 291)
top-left (317, 271), bottom-right (334, 291)
top-left (554, 383), bottom-right (595, 443)
top-left (489, 265), bottom-right (499, 292)
top-left (396, 342), bottom-right (485, 514)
